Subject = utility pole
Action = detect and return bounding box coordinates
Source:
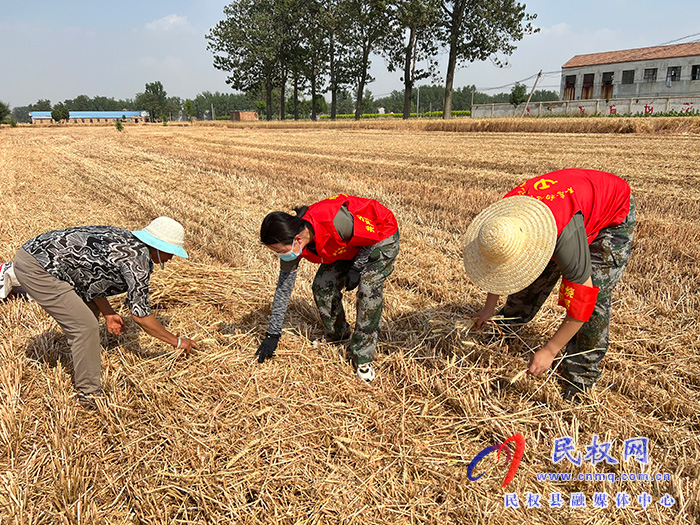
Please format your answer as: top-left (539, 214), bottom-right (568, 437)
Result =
top-left (211, 103), bottom-right (215, 120)
top-left (417, 86), bottom-right (420, 117)
top-left (522, 70), bottom-right (543, 117)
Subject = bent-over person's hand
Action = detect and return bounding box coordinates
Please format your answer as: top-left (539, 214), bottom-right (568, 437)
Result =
top-left (105, 314), bottom-right (126, 335)
top-left (472, 293), bottom-right (499, 330)
top-left (527, 346), bottom-right (558, 377)
top-left (176, 337), bottom-right (199, 356)
top-left (472, 306), bottom-right (495, 330)
top-left (255, 333), bottom-right (280, 363)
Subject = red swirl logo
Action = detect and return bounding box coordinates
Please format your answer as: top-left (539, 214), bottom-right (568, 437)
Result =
top-left (466, 433), bottom-right (525, 488)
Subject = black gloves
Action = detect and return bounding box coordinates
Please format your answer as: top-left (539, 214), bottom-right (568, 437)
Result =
top-left (256, 333), bottom-right (280, 363)
top-left (345, 268), bottom-right (361, 291)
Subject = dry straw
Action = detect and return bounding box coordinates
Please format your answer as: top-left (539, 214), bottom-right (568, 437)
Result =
top-left (0, 123), bottom-right (698, 523)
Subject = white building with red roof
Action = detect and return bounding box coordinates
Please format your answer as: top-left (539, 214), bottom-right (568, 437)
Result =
top-left (560, 42), bottom-right (700, 101)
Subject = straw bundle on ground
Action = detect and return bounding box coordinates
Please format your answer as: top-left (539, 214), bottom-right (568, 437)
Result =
top-left (0, 123), bottom-right (698, 524)
top-left (175, 115), bottom-right (700, 135)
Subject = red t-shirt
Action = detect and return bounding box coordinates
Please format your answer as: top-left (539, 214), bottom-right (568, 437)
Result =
top-left (504, 169), bottom-right (631, 244)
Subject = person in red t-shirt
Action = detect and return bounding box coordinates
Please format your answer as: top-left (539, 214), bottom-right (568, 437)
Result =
top-left (256, 194), bottom-right (400, 382)
top-left (464, 169), bottom-right (636, 401)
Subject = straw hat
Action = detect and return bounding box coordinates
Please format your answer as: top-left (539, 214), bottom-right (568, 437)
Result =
top-left (132, 217), bottom-right (188, 258)
top-left (463, 196), bottom-right (556, 295)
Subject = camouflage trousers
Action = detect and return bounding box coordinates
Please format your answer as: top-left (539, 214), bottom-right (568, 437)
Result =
top-left (312, 231), bottom-right (400, 365)
top-left (500, 197), bottom-right (636, 387)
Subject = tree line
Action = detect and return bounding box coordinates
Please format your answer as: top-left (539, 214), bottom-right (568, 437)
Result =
top-left (3, 83), bottom-right (558, 125)
top-left (373, 84), bottom-right (559, 114)
top-left (4, 85), bottom-right (257, 124)
top-left (206, 0), bottom-right (538, 120)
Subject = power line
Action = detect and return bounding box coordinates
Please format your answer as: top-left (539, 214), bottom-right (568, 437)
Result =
top-left (477, 71), bottom-right (560, 92)
top-left (658, 32), bottom-right (700, 46)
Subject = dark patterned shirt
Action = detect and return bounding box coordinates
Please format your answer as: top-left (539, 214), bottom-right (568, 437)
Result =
top-left (23, 226), bottom-right (153, 317)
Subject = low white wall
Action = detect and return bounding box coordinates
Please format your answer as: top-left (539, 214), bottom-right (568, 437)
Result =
top-left (472, 95), bottom-right (700, 118)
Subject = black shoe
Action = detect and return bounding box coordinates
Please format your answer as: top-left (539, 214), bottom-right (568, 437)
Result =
top-left (562, 381), bottom-right (588, 403)
top-left (326, 323), bottom-right (352, 343)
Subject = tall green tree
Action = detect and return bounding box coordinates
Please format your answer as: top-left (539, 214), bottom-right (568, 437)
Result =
top-left (439, 0), bottom-right (537, 118)
top-left (207, 0), bottom-right (281, 120)
top-left (165, 97), bottom-right (183, 120)
top-left (274, 0), bottom-right (308, 119)
top-left (51, 103), bottom-right (70, 122)
top-left (29, 99), bottom-right (52, 111)
top-left (184, 99), bottom-right (195, 121)
top-left (298, 0), bottom-right (329, 120)
top-left (193, 91), bottom-right (256, 120)
top-left (0, 101), bottom-right (9, 122)
top-left (343, 0), bottom-right (392, 120)
top-left (135, 81), bottom-right (168, 121)
top-left (322, 0), bottom-right (358, 119)
top-left (11, 106), bottom-right (31, 123)
top-left (383, 0), bottom-right (440, 118)
top-left (509, 82), bottom-right (527, 107)
top-left (68, 94), bottom-right (92, 110)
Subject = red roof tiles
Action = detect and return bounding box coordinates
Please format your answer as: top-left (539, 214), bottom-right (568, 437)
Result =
top-left (562, 42), bottom-right (700, 69)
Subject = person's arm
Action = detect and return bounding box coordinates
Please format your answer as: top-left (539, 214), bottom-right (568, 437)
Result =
top-left (121, 256), bottom-right (198, 354)
top-left (132, 314), bottom-right (199, 354)
top-left (527, 215), bottom-right (597, 376)
top-left (527, 276), bottom-right (593, 376)
top-left (256, 269), bottom-right (298, 362)
top-left (267, 270), bottom-right (298, 335)
top-left (92, 297), bottom-right (126, 335)
top-left (472, 293), bottom-right (500, 329)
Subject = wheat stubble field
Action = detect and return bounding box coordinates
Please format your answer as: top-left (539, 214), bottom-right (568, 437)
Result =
top-left (0, 122), bottom-right (699, 524)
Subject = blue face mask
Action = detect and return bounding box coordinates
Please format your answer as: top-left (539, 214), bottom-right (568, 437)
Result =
top-left (277, 245), bottom-right (302, 262)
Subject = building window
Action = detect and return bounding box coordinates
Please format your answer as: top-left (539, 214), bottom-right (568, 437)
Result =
top-left (693, 65), bottom-right (700, 81)
top-left (667, 66), bottom-right (681, 82)
top-left (622, 70), bottom-right (635, 84)
top-left (601, 72), bottom-right (614, 99)
top-left (643, 68), bottom-right (657, 82)
top-left (581, 73), bottom-right (595, 99)
top-left (564, 75), bottom-right (576, 100)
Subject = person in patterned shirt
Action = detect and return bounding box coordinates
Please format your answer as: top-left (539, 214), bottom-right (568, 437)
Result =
top-left (12, 217), bottom-right (199, 406)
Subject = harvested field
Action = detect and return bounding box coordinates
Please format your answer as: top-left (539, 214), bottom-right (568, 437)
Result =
top-left (0, 123), bottom-right (698, 524)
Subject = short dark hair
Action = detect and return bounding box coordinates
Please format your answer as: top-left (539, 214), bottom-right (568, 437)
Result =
top-left (260, 206), bottom-right (308, 245)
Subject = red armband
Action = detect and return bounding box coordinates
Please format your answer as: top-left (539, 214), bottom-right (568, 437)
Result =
top-left (557, 278), bottom-right (599, 322)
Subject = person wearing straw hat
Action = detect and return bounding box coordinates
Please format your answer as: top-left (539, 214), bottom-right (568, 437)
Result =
top-left (256, 194), bottom-right (400, 382)
top-left (464, 169), bottom-right (635, 401)
top-left (12, 217), bottom-right (199, 406)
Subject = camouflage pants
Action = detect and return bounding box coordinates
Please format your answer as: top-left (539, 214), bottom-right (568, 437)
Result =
top-left (312, 232), bottom-right (400, 365)
top-left (500, 197), bottom-right (636, 387)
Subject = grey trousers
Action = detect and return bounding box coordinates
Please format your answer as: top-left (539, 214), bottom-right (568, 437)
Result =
top-left (13, 248), bottom-right (103, 395)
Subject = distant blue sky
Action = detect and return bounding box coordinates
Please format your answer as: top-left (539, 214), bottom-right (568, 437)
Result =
top-left (1, 0), bottom-right (698, 107)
